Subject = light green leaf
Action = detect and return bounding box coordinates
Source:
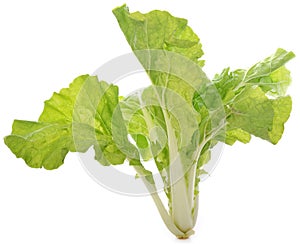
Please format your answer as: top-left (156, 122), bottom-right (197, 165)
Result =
top-left (225, 128), bottom-right (251, 145)
top-left (212, 68), bottom-right (245, 103)
top-left (39, 75), bottom-right (89, 123)
top-left (72, 76), bottom-right (132, 165)
top-left (213, 49), bottom-right (295, 103)
top-left (5, 75), bottom-right (129, 169)
top-left (227, 87), bottom-right (292, 144)
top-left (244, 49), bottom-right (295, 97)
top-left (268, 95), bottom-right (292, 144)
top-left (227, 87), bottom-right (274, 141)
top-left (244, 48), bottom-right (295, 85)
top-left (4, 121), bottom-right (72, 169)
top-left (113, 5), bottom-right (211, 107)
top-left (113, 4), bottom-right (204, 63)
top-left (212, 49), bottom-right (294, 145)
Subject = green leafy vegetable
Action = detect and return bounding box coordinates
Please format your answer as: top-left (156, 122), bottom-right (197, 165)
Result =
top-left (5, 75), bottom-right (129, 168)
top-left (4, 4), bottom-right (294, 239)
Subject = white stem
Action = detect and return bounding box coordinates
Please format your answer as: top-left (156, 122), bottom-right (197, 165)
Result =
top-left (162, 110), bottom-right (194, 233)
top-left (170, 161), bottom-right (194, 232)
top-left (133, 166), bottom-right (185, 237)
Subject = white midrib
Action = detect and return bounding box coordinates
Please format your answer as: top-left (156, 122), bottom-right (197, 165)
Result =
top-left (163, 110), bottom-right (194, 233)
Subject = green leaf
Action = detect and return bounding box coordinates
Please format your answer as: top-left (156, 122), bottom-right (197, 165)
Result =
top-left (120, 90), bottom-right (167, 162)
top-left (213, 49), bottom-right (295, 103)
top-left (5, 75), bottom-right (129, 169)
top-left (227, 87), bottom-right (274, 141)
top-left (244, 48), bottom-right (295, 86)
top-left (243, 48), bottom-right (295, 98)
top-left (113, 4), bottom-right (211, 106)
top-left (226, 87), bottom-right (292, 144)
top-left (268, 95), bottom-right (292, 144)
top-left (212, 49), bottom-right (294, 145)
top-left (225, 128), bottom-right (251, 145)
top-left (4, 121), bottom-right (72, 169)
top-left (213, 68), bottom-right (245, 103)
top-left (71, 76), bottom-right (133, 164)
top-left (113, 4), bottom-right (204, 63)
top-left (251, 66), bottom-right (292, 97)
top-left (39, 75), bottom-right (89, 123)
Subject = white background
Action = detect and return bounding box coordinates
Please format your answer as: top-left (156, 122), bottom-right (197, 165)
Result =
top-left (0, 0), bottom-right (299, 243)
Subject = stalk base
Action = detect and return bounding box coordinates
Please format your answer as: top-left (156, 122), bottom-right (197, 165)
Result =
top-left (176, 229), bottom-right (195, 240)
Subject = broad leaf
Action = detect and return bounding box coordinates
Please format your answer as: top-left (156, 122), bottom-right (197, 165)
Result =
top-left (5, 75), bottom-right (129, 169)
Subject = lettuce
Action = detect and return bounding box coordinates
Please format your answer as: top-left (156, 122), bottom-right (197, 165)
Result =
top-left (4, 4), bottom-right (294, 239)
